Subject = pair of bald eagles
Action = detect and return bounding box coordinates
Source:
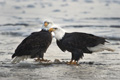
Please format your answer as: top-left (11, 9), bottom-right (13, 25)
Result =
top-left (12, 21), bottom-right (114, 65)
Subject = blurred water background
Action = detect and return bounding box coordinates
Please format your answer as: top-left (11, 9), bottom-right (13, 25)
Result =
top-left (0, 0), bottom-right (120, 80)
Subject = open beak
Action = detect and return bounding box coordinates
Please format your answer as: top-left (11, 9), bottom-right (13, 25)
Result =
top-left (49, 28), bottom-right (55, 32)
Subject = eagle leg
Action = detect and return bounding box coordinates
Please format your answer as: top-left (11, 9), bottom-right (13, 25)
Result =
top-left (67, 60), bottom-right (73, 64)
top-left (71, 60), bottom-right (78, 65)
top-left (67, 60), bottom-right (78, 65)
top-left (34, 57), bottom-right (40, 62)
top-left (34, 58), bottom-right (51, 62)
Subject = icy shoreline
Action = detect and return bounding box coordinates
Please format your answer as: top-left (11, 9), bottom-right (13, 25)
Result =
top-left (0, 0), bottom-right (120, 80)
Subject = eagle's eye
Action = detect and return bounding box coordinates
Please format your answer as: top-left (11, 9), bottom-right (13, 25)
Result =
top-left (54, 28), bottom-right (58, 30)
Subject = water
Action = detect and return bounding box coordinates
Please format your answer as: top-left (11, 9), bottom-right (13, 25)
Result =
top-left (0, 0), bottom-right (120, 80)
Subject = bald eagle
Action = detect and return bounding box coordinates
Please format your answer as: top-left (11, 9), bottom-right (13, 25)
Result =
top-left (12, 21), bottom-right (52, 63)
top-left (49, 27), bottom-right (114, 65)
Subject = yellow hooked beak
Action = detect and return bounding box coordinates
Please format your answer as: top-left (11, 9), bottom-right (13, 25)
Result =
top-left (49, 28), bottom-right (56, 32)
top-left (44, 22), bottom-right (49, 27)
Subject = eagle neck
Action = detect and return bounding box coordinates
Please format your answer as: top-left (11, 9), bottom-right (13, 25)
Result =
top-left (54, 29), bottom-right (65, 41)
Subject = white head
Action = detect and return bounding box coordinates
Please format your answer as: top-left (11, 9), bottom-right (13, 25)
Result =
top-left (49, 26), bottom-right (66, 40)
top-left (42, 21), bottom-right (53, 30)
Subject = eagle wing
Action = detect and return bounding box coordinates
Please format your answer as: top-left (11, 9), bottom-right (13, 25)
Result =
top-left (56, 40), bottom-right (66, 52)
top-left (61, 36), bottom-right (84, 59)
top-left (12, 31), bottom-right (52, 58)
top-left (59, 32), bottom-right (106, 52)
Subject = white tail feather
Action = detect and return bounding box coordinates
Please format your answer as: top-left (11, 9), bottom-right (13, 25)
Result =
top-left (11, 56), bottom-right (30, 64)
top-left (16, 57), bottom-right (21, 63)
top-left (87, 44), bottom-right (115, 52)
top-left (21, 56), bottom-right (25, 61)
top-left (11, 57), bottom-right (18, 64)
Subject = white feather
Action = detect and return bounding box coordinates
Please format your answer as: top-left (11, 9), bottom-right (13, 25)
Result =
top-left (41, 22), bottom-right (53, 30)
top-left (11, 56), bottom-right (31, 64)
top-left (87, 44), bottom-right (114, 52)
top-left (53, 27), bottom-right (66, 40)
top-left (16, 57), bottom-right (22, 63)
top-left (11, 57), bottom-right (18, 64)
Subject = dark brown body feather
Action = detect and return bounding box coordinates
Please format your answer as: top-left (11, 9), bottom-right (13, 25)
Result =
top-left (12, 29), bottom-right (52, 59)
top-left (57, 32), bottom-right (106, 61)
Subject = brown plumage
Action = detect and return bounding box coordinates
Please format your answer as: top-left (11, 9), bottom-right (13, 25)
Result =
top-left (12, 21), bottom-right (52, 63)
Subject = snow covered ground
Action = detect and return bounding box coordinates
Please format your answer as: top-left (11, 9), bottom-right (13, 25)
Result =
top-left (0, 0), bottom-right (120, 80)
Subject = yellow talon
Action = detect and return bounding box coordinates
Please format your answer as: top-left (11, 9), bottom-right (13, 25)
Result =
top-left (67, 60), bottom-right (73, 65)
top-left (71, 61), bottom-right (77, 65)
top-left (34, 58), bottom-right (40, 62)
top-left (34, 58), bottom-right (50, 62)
top-left (67, 60), bottom-right (78, 65)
